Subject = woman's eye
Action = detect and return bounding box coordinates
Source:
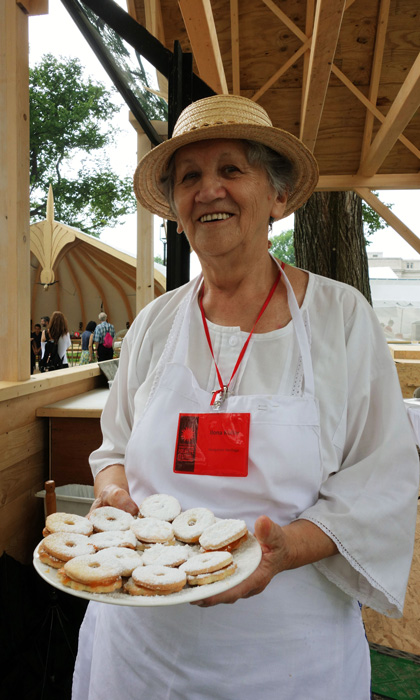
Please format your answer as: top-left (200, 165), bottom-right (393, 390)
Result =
top-left (224, 165), bottom-right (240, 174)
top-left (181, 171), bottom-right (199, 183)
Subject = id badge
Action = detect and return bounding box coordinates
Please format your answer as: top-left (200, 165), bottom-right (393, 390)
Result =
top-left (173, 413), bottom-right (250, 477)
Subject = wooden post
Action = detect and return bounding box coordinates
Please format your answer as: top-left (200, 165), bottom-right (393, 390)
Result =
top-left (129, 113), bottom-right (168, 313)
top-left (166, 42), bottom-right (193, 291)
top-left (0, 2), bottom-right (31, 381)
top-left (44, 480), bottom-right (57, 517)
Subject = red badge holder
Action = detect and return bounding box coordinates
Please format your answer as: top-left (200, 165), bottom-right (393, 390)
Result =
top-left (174, 413), bottom-right (250, 477)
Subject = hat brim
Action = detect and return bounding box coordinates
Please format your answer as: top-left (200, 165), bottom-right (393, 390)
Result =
top-left (133, 123), bottom-right (319, 221)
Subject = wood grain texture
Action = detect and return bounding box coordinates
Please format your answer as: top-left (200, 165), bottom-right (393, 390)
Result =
top-left (50, 417), bottom-right (101, 487)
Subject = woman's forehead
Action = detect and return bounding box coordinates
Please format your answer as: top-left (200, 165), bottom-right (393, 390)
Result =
top-left (174, 138), bottom-right (247, 165)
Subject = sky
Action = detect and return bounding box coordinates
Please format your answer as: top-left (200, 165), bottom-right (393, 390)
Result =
top-left (28, 0), bottom-right (420, 269)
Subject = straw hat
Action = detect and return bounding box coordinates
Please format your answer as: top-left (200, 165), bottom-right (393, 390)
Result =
top-left (133, 94), bottom-right (319, 220)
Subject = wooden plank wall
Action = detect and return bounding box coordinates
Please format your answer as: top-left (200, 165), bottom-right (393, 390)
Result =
top-left (0, 368), bottom-right (104, 564)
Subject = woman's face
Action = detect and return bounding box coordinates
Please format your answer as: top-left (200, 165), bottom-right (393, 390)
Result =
top-left (172, 139), bottom-right (287, 263)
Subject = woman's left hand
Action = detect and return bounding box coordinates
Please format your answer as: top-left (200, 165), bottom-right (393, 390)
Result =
top-left (190, 516), bottom-right (291, 607)
top-left (191, 515), bottom-right (337, 607)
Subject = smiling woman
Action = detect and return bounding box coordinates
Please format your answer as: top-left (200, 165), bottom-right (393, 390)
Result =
top-left (170, 139), bottom-right (288, 272)
top-left (159, 138), bottom-right (295, 217)
top-left (72, 94), bottom-right (419, 700)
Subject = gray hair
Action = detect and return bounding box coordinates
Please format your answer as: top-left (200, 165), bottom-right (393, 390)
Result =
top-left (159, 139), bottom-right (295, 217)
top-left (98, 312), bottom-right (107, 322)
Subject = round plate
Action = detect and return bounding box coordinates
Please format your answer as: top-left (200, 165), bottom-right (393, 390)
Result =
top-left (33, 533), bottom-right (262, 606)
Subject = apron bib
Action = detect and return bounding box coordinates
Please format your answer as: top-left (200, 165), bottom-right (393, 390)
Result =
top-left (125, 266), bottom-right (322, 525)
top-left (73, 265), bottom-right (370, 700)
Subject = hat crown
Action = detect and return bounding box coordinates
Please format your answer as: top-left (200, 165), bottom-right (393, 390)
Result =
top-left (173, 95), bottom-right (273, 138)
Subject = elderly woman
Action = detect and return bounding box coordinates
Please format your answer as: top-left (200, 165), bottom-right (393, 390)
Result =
top-left (72, 95), bottom-right (418, 700)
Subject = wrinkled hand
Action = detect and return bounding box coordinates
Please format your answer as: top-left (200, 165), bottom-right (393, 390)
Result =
top-left (89, 483), bottom-right (139, 516)
top-left (191, 515), bottom-right (292, 607)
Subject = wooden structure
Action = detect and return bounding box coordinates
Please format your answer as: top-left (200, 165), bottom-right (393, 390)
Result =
top-left (30, 186), bottom-right (165, 333)
top-left (128, 0), bottom-right (420, 253)
top-left (36, 388), bottom-right (110, 487)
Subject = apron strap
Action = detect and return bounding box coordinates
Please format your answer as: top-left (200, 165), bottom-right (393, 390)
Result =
top-left (161, 261), bottom-right (315, 400)
top-left (274, 258), bottom-right (315, 398)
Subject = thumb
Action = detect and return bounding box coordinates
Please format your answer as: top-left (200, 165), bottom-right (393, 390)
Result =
top-left (254, 515), bottom-right (277, 552)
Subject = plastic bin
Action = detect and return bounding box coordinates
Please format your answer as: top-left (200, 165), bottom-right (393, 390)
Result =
top-left (36, 484), bottom-right (94, 517)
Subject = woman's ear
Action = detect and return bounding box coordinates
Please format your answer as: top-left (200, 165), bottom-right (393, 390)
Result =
top-left (176, 221), bottom-right (183, 234)
top-left (270, 191), bottom-right (288, 222)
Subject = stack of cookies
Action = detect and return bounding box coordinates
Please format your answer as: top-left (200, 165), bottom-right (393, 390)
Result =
top-left (37, 494), bottom-right (249, 597)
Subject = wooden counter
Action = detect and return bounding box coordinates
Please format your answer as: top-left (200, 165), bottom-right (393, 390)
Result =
top-left (36, 388), bottom-right (109, 486)
top-left (36, 388), bottom-right (109, 419)
top-left (389, 343), bottom-right (420, 360)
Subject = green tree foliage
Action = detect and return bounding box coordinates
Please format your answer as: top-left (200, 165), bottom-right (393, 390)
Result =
top-left (83, 7), bottom-right (168, 122)
top-left (29, 54), bottom-right (136, 236)
top-left (271, 197), bottom-right (390, 265)
top-left (362, 194), bottom-right (391, 240)
top-left (269, 229), bottom-right (295, 265)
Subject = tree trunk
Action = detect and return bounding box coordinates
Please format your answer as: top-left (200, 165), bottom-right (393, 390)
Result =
top-left (294, 191), bottom-right (372, 304)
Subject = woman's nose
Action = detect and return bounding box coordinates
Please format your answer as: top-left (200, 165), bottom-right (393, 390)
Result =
top-left (195, 173), bottom-right (226, 202)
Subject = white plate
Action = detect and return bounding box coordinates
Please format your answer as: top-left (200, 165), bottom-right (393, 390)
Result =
top-left (33, 533), bottom-right (262, 607)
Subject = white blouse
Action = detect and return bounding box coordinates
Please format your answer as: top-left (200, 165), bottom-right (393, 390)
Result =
top-left (91, 271), bottom-right (419, 616)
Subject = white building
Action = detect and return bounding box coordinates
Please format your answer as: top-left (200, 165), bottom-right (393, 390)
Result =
top-left (369, 253), bottom-right (420, 340)
top-left (368, 252), bottom-right (420, 279)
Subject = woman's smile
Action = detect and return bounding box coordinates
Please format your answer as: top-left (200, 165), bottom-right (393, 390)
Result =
top-left (198, 212), bottom-right (233, 223)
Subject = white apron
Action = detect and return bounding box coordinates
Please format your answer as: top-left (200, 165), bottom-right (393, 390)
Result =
top-left (73, 267), bottom-right (370, 700)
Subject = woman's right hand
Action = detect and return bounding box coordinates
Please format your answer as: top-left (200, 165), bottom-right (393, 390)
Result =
top-left (90, 464), bottom-right (139, 516)
top-left (90, 483), bottom-right (138, 515)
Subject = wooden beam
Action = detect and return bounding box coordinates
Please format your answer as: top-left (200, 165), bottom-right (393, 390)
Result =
top-left (300, 0), bottom-right (346, 151)
top-left (129, 116), bottom-right (168, 311)
top-left (144, 0), bottom-right (165, 45)
top-left (63, 255), bottom-right (87, 330)
top-left (178, 0), bottom-right (228, 94)
top-left (301, 0), bottom-right (315, 127)
top-left (0, 2), bottom-right (31, 381)
top-left (252, 40), bottom-right (310, 103)
top-left (82, 250), bottom-right (134, 324)
top-left (126, 0), bottom-right (136, 20)
top-left (82, 247), bottom-right (136, 288)
top-left (359, 0), bottom-right (391, 165)
top-left (355, 188), bottom-right (420, 255)
top-left (31, 262), bottom-right (42, 327)
top-left (331, 64), bottom-right (420, 161)
top-left (16, 0), bottom-right (48, 15)
top-left (359, 53), bottom-right (420, 176)
top-left (230, 0), bottom-right (240, 95)
top-left (318, 173), bottom-right (420, 190)
top-left (70, 249), bottom-right (111, 321)
top-left (261, 0), bottom-right (307, 43)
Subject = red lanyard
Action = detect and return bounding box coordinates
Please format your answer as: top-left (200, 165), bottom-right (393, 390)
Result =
top-left (199, 262), bottom-right (284, 406)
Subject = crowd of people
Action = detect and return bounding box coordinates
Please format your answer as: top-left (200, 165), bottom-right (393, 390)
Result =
top-left (30, 311), bottom-right (116, 373)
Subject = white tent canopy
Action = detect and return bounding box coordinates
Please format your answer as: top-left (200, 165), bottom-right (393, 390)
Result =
top-left (370, 278), bottom-right (420, 339)
top-left (368, 266), bottom-right (398, 279)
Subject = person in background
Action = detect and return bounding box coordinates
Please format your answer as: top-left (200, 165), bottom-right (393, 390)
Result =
top-left (72, 94), bottom-right (419, 700)
top-left (41, 311), bottom-right (71, 369)
top-left (39, 315), bottom-right (50, 363)
top-left (79, 321), bottom-right (97, 365)
top-left (30, 323), bottom-right (42, 373)
top-left (93, 312), bottom-right (115, 362)
top-left (40, 315), bottom-right (50, 331)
